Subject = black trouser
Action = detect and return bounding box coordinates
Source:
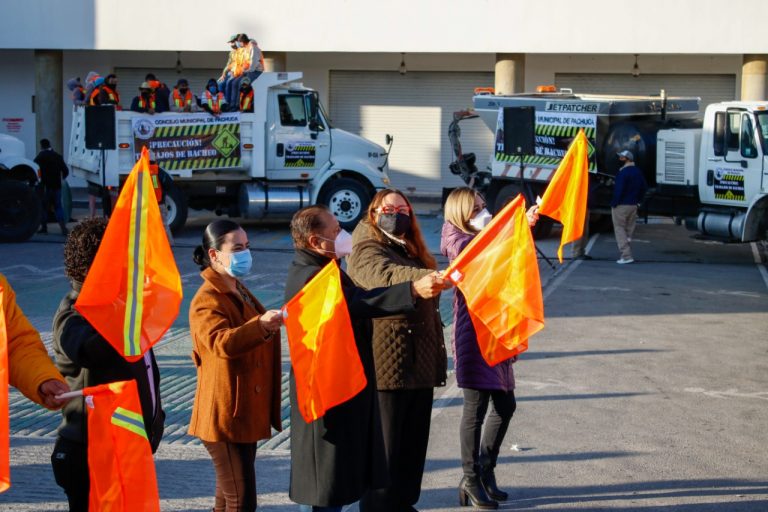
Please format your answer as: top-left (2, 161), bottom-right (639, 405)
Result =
top-left (51, 436), bottom-right (89, 512)
top-left (203, 440), bottom-right (258, 512)
top-left (459, 389), bottom-right (516, 476)
top-left (360, 388), bottom-right (433, 512)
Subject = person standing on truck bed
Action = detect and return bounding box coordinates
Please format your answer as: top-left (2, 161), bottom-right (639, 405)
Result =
top-left (201, 78), bottom-right (227, 116)
top-left (238, 77), bottom-right (254, 113)
top-left (66, 77), bottom-right (86, 107)
top-left (130, 82), bottom-right (159, 114)
top-left (611, 150), bottom-right (647, 265)
top-left (145, 73), bottom-right (171, 113)
top-left (35, 138), bottom-right (70, 236)
top-left (97, 73), bottom-right (122, 110)
top-left (170, 78), bottom-right (200, 113)
top-left (87, 76), bottom-right (104, 106)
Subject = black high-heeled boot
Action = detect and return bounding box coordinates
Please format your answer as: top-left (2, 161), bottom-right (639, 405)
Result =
top-left (458, 474), bottom-right (498, 509)
top-left (480, 464), bottom-right (508, 501)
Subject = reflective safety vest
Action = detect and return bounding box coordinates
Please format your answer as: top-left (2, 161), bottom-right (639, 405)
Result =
top-left (172, 88), bottom-right (193, 109)
top-left (239, 89), bottom-right (254, 112)
top-left (89, 87), bottom-right (100, 106)
top-left (73, 85), bottom-right (85, 102)
top-left (203, 90), bottom-right (224, 114)
top-left (101, 85), bottom-right (121, 106)
top-left (137, 94), bottom-right (156, 111)
top-left (149, 162), bottom-right (163, 202)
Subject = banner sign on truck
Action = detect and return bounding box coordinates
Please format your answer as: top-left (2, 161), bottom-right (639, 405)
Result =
top-left (495, 107), bottom-right (597, 171)
top-left (132, 113), bottom-right (241, 170)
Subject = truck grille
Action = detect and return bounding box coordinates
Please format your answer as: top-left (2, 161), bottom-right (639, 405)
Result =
top-left (663, 141), bottom-right (686, 184)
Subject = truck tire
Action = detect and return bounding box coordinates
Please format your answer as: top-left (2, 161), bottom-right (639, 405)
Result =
top-left (493, 183), bottom-right (553, 239)
top-left (319, 178), bottom-right (370, 230)
top-left (164, 183), bottom-right (188, 234)
top-left (0, 180), bottom-right (42, 242)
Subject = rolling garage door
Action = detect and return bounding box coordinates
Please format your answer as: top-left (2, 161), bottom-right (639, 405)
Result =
top-left (115, 68), bottom-right (221, 105)
top-left (329, 71), bottom-right (494, 196)
top-left (555, 73), bottom-right (736, 113)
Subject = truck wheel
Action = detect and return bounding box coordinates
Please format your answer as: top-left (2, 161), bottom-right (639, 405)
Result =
top-left (0, 180), bottom-right (42, 242)
top-left (164, 183), bottom-right (188, 234)
top-left (493, 183), bottom-right (553, 239)
top-left (319, 178), bottom-right (370, 230)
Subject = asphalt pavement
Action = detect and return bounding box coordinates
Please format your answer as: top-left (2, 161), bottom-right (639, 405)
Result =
top-left (1, 209), bottom-right (767, 511)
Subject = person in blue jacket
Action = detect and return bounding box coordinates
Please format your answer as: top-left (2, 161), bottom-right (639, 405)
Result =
top-left (611, 150), bottom-right (648, 264)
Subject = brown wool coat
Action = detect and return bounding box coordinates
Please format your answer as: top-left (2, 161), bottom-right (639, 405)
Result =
top-left (188, 267), bottom-right (282, 443)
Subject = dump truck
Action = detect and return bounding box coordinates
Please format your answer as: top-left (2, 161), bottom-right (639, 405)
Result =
top-left (69, 71), bottom-right (392, 232)
top-left (449, 88), bottom-right (768, 242)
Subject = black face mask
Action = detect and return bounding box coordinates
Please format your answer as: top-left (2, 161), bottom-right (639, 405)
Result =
top-left (179, 88), bottom-right (188, 94)
top-left (377, 213), bottom-right (411, 237)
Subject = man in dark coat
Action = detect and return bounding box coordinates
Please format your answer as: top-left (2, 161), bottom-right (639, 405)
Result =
top-left (34, 138), bottom-right (69, 235)
top-left (50, 217), bottom-right (164, 512)
top-left (284, 205), bottom-right (444, 511)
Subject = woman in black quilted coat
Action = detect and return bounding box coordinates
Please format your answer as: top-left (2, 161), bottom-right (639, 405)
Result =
top-left (347, 189), bottom-right (449, 511)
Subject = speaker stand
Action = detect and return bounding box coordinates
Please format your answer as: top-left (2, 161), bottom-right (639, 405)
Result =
top-left (516, 152), bottom-right (556, 270)
top-left (99, 148), bottom-right (112, 218)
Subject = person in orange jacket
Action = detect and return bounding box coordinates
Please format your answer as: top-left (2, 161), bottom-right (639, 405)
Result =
top-left (1, 273), bottom-right (70, 410)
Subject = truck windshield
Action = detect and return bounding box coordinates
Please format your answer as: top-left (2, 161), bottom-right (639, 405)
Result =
top-left (755, 112), bottom-right (768, 154)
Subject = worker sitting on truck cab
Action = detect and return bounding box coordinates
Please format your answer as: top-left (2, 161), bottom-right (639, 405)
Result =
top-left (170, 78), bottom-right (200, 113)
top-left (130, 82), bottom-right (158, 114)
top-left (218, 34), bottom-right (242, 104)
top-left (98, 74), bottom-right (122, 110)
top-left (238, 77), bottom-right (254, 113)
top-left (201, 78), bottom-right (227, 116)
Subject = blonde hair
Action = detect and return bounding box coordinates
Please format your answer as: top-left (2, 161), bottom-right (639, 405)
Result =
top-left (444, 187), bottom-right (482, 235)
top-left (366, 189), bottom-right (437, 270)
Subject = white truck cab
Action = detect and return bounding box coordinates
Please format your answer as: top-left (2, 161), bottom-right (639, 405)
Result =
top-left (69, 72), bottom-right (391, 231)
top-left (657, 102), bottom-right (768, 241)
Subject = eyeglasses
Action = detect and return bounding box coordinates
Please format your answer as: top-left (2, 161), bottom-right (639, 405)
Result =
top-left (379, 205), bottom-right (410, 215)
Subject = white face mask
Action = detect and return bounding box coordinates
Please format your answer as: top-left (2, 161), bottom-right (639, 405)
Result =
top-left (469, 208), bottom-right (493, 231)
top-left (316, 229), bottom-right (353, 259)
top-left (333, 229), bottom-right (353, 258)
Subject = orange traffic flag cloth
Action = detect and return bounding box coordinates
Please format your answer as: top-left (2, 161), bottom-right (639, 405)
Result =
top-left (84, 380), bottom-right (159, 512)
top-left (537, 129), bottom-right (590, 263)
top-left (446, 194), bottom-right (544, 366)
top-left (75, 147), bottom-right (182, 362)
top-left (283, 261), bottom-right (365, 423)
top-left (0, 287), bottom-right (9, 493)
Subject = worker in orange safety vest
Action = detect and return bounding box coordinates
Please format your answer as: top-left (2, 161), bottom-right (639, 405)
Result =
top-left (201, 78), bottom-right (227, 115)
top-left (239, 77), bottom-right (254, 113)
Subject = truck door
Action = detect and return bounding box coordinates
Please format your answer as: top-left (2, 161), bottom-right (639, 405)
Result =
top-left (756, 110), bottom-right (768, 194)
top-left (703, 109), bottom-right (762, 207)
top-left (267, 92), bottom-right (331, 180)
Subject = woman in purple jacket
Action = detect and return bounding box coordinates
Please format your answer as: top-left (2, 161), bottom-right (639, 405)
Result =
top-left (440, 187), bottom-right (537, 509)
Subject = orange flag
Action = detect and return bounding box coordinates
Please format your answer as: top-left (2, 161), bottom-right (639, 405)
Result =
top-left (538, 129), bottom-right (590, 262)
top-left (0, 287), bottom-right (9, 493)
top-left (283, 261), bottom-right (365, 423)
top-left (446, 194), bottom-right (544, 366)
top-left (84, 380), bottom-right (159, 512)
top-left (75, 147), bottom-right (182, 362)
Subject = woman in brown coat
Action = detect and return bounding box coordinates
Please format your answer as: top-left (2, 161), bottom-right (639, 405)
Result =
top-left (347, 189), bottom-right (449, 511)
top-left (189, 220), bottom-right (283, 512)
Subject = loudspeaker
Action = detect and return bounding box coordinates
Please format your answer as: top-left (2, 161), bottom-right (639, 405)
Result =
top-left (85, 106), bottom-right (116, 150)
top-left (503, 106), bottom-right (535, 156)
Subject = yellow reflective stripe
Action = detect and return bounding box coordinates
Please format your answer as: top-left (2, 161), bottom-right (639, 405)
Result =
top-left (111, 407), bottom-right (148, 440)
top-left (122, 166), bottom-right (151, 357)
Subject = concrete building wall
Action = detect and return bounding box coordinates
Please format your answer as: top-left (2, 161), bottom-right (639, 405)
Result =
top-left (1, 1), bottom-right (767, 54)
